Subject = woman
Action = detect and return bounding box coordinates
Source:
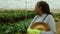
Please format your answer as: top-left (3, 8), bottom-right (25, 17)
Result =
top-left (28, 1), bottom-right (56, 34)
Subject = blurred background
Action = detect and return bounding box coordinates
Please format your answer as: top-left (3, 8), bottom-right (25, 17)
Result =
top-left (0, 0), bottom-right (60, 34)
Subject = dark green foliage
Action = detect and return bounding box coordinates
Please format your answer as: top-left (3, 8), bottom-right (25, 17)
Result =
top-left (0, 18), bottom-right (32, 34)
top-left (0, 10), bottom-right (36, 23)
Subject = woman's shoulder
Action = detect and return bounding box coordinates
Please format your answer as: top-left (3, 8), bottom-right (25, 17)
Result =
top-left (48, 14), bottom-right (53, 17)
top-left (47, 14), bottom-right (54, 19)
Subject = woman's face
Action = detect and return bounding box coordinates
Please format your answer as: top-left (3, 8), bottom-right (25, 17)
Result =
top-left (35, 4), bottom-right (44, 15)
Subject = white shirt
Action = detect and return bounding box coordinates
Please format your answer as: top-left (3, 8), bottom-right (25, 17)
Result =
top-left (28, 14), bottom-right (56, 34)
top-left (34, 14), bottom-right (48, 23)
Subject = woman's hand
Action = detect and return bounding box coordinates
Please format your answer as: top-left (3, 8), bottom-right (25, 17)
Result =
top-left (27, 28), bottom-right (41, 34)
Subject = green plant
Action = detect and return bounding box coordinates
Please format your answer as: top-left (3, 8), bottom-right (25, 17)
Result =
top-left (0, 18), bottom-right (32, 34)
top-left (0, 10), bottom-right (36, 23)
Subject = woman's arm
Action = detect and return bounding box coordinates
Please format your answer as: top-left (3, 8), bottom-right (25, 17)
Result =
top-left (40, 15), bottom-right (56, 34)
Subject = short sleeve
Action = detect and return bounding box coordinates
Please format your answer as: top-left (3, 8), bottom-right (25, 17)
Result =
top-left (48, 15), bottom-right (56, 32)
